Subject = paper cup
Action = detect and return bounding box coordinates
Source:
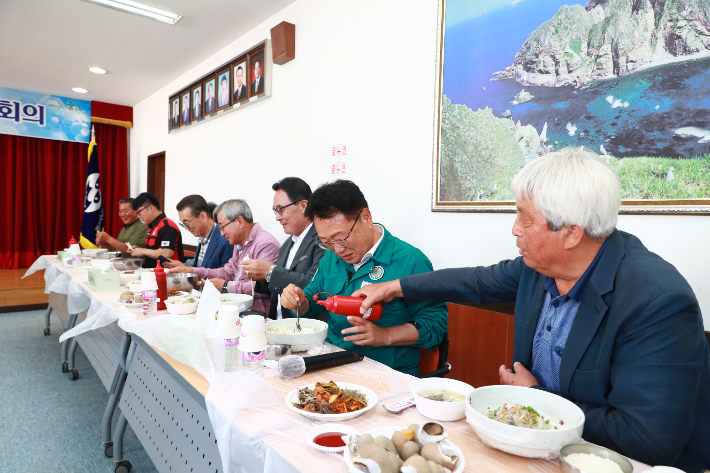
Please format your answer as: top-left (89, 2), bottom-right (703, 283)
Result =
top-left (216, 306), bottom-right (241, 339)
top-left (237, 314), bottom-right (267, 352)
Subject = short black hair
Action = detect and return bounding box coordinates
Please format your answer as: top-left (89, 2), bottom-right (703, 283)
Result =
top-left (236, 66), bottom-right (243, 73)
top-left (176, 194), bottom-right (210, 217)
top-left (118, 197), bottom-right (134, 205)
top-left (272, 177), bottom-right (312, 204)
top-left (221, 75), bottom-right (227, 84)
top-left (132, 192), bottom-right (161, 211)
top-left (305, 180), bottom-right (368, 221)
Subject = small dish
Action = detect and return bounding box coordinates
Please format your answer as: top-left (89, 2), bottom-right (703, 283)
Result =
top-left (265, 344), bottom-right (291, 360)
top-left (419, 420), bottom-right (448, 443)
top-left (410, 377), bottom-right (474, 421)
top-left (114, 299), bottom-right (143, 308)
top-left (165, 299), bottom-right (198, 315)
top-left (305, 423), bottom-right (358, 454)
top-left (559, 443), bottom-right (633, 473)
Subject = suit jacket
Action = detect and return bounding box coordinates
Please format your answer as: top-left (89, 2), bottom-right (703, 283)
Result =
top-left (400, 230), bottom-right (710, 471)
top-left (205, 98), bottom-right (215, 113)
top-left (187, 226), bottom-right (233, 269)
top-left (233, 85), bottom-right (247, 101)
top-left (181, 110), bottom-right (189, 123)
top-left (171, 116), bottom-right (178, 127)
top-left (255, 224), bottom-right (326, 320)
top-left (193, 104), bottom-right (201, 118)
top-left (251, 77), bottom-right (263, 94)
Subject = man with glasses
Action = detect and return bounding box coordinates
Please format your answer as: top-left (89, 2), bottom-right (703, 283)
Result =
top-left (172, 195), bottom-right (232, 269)
top-left (95, 197), bottom-right (148, 257)
top-left (280, 180), bottom-right (447, 376)
top-left (239, 177), bottom-right (326, 320)
top-left (129, 192), bottom-right (185, 268)
top-left (166, 199), bottom-right (279, 313)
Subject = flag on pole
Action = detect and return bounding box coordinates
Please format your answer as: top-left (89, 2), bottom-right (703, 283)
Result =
top-left (79, 126), bottom-right (105, 249)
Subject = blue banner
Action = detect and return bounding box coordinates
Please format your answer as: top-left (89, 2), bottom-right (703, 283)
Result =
top-left (0, 86), bottom-right (92, 143)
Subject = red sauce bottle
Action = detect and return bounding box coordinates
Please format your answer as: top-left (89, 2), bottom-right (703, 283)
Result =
top-left (315, 295), bottom-right (383, 321)
top-left (154, 261), bottom-right (167, 310)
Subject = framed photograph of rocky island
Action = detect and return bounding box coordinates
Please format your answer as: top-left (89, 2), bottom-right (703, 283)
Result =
top-left (432, 0), bottom-right (710, 214)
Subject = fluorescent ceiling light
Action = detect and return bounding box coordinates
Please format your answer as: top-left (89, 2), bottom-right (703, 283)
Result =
top-left (73, 88), bottom-right (89, 93)
top-left (89, 67), bottom-right (107, 74)
top-left (83, 0), bottom-right (182, 25)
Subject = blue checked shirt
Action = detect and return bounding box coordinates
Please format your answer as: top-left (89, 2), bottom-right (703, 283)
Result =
top-left (531, 240), bottom-right (608, 393)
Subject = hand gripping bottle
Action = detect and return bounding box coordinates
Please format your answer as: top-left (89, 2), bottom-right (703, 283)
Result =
top-left (154, 261), bottom-right (167, 311)
top-left (314, 293), bottom-right (383, 321)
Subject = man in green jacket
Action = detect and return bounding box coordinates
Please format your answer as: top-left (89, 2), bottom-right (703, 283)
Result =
top-left (281, 180), bottom-right (447, 376)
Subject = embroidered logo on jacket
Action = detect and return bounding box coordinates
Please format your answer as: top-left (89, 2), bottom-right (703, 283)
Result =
top-left (369, 266), bottom-right (384, 280)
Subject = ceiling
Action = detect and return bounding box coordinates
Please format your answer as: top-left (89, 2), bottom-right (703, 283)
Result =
top-left (0, 0), bottom-right (296, 106)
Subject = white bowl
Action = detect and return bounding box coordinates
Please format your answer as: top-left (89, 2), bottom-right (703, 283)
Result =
top-left (265, 318), bottom-right (328, 352)
top-left (127, 282), bottom-right (143, 294)
top-left (285, 382), bottom-right (377, 422)
top-left (83, 248), bottom-right (107, 257)
top-left (410, 377), bottom-right (475, 421)
top-left (119, 271), bottom-right (141, 286)
top-left (165, 299), bottom-right (198, 315)
top-left (465, 385), bottom-right (585, 460)
top-left (90, 259), bottom-right (112, 270)
top-left (305, 423), bottom-right (359, 454)
top-left (219, 293), bottom-right (254, 310)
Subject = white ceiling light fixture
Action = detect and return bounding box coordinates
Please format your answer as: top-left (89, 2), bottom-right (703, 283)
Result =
top-left (82, 0), bottom-right (182, 25)
top-left (89, 67), bottom-right (107, 74)
top-left (73, 87), bottom-right (89, 93)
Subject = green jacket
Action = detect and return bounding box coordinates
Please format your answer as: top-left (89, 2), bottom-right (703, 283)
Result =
top-left (293, 225), bottom-right (448, 376)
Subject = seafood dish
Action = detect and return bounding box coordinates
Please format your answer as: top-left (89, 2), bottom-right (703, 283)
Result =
top-left (417, 389), bottom-right (465, 403)
top-left (267, 326), bottom-right (317, 334)
top-left (118, 291), bottom-right (143, 304)
top-left (292, 381), bottom-right (367, 414)
top-left (167, 289), bottom-right (183, 297)
top-left (485, 403), bottom-right (562, 430)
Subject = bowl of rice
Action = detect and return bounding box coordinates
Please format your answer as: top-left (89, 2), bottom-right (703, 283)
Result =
top-left (559, 443), bottom-right (632, 473)
top-left (265, 318), bottom-right (328, 352)
top-left (465, 385), bottom-right (585, 459)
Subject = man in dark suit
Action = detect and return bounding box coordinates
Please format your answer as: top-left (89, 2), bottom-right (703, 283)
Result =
top-left (170, 195), bottom-right (233, 269)
top-left (181, 96), bottom-right (190, 123)
top-left (354, 148), bottom-right (710, 471)
top-left (233, 66), bottom-right (247, 101)
top-left (171, 101), bottom-right (179, 127)
top-left (193, 89), bottom-right (201, 118)
top-left (204, 82), bottom-right (215, 114)
top-left (251, 59), bottom-right (264, 94)
top-left (241, 177), bottom-right (326, 320)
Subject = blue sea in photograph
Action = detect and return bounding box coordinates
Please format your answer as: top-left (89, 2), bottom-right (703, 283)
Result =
top-left (442, 0), bottom-right (710, 158)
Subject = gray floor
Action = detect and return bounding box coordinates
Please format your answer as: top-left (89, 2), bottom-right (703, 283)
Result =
top-left (0, 309), bottom-right (158, 473)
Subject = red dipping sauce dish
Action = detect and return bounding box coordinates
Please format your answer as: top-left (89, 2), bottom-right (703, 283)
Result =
top-left (305, 423), bottom-right (359, 454)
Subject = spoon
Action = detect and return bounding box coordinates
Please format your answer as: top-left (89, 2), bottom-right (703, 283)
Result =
top-left (296, 294), bottom-right (302, 332)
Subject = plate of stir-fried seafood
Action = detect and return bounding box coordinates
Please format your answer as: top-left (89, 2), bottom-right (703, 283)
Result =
top-left (286, 381), bottom-right (378, 421)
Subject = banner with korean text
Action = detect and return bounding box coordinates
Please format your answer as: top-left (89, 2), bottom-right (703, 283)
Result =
top-left (0, 86), bottom-right (92, 143)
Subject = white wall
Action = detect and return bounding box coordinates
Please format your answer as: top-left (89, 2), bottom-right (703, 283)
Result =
top-left (130, 0), bottom-right (710, 327)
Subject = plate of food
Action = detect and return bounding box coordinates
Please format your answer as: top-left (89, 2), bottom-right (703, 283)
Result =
top-left (114, 290), bottom-right (143, 308)
top-left (167, 289), bottom-right (190, 299)
top-left (286, 381), bottom-right (377, 422)
top-left (343, 424), bottom-right (465, 473)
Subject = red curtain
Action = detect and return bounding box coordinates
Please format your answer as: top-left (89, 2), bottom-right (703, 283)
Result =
top-left (0, 122), bottom-right (128, 269)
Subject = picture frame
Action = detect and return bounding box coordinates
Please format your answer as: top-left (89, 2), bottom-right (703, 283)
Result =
top-left (191, 83), bottom-right (203, 121)
top-left (168, 94), bottom-right (180, 130)
top-left (431, 0), bottom-right (710, 215)
top-left (215, 66), bottom-right (232, 111)
top-left (180, 89), bottom-right (191, 126)
top-left (202, 75), bottom-right (217, 116)
top-left (247, 47), bottom-right (266, 97)
top-left (232, 57), bottom-right (249, 104)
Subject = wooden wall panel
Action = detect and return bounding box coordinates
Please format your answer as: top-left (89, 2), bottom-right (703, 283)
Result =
top-left (446, 303), bottom-right (513, 388)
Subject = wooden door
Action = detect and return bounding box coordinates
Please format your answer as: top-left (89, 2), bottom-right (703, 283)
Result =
top-left (147, 152), bottom-right (166, 210)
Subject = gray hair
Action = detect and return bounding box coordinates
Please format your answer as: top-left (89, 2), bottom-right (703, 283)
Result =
top-left (214, 199), bottom-right (253, 223)
top-left (510, 147), bottom-right (620, 241)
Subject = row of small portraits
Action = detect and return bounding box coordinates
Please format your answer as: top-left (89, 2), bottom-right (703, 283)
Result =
top-left (170, 49), bottom-right (265, 129)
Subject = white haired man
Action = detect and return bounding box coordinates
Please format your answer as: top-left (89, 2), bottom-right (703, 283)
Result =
top-left (166, 199), bottom-right (280, 313)
top-left (354, 148), bottom-right (710, 471)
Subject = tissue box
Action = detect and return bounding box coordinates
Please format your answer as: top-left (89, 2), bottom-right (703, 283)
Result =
top-left (57, 251), bottom-right (70, 264)
top-left (88, 269), bottom-right (120, 292)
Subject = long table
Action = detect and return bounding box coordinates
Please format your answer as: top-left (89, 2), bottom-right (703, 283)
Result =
top-left (35, 256), bottom-right (651, 473)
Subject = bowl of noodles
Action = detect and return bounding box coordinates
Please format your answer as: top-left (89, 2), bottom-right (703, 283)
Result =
top-left (265, 318), bottom-right (328, 352)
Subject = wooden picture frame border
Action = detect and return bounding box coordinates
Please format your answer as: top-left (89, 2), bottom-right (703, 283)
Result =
top-left (215, 66), bottom-right (232, 111)
top-left (191, 83), bottom-right (203, 121)
top-left (168, 94), bottom-right (180, 131)
top-left (231, 56), bottom-right (249, 104)
top-left (202, 75), bottom-right (217, 117)
top-left (247, 46), bottom-right (266, 99)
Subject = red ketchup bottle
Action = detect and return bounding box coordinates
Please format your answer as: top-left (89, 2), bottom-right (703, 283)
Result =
top-left (154, 261), bottom-right (168, 311)
top-left (315, 295), bottom-right (383, 321)
top-left (68, 235), bottom-right (78, 246)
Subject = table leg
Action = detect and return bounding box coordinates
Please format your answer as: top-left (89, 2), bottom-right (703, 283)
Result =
top-left (60, 313), bottom-right (78, 373)
top-left (67, 338), bottom-right (79, 380)
top-left (43, 306), bottom-right (52, 336)
top-left (102, 335), bottom-right (135, 457)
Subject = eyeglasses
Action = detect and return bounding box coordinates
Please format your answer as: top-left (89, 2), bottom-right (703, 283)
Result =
top-left (219, 217), bottom-right (238, 231)
top-left (317, 210), bottom-right (362, 251)
top-left (272, 200), bottom-right (302, 216)
top-left (179, 214), bottom-right (199, 230)
top-left (135, 206), bottom-right (148, 215)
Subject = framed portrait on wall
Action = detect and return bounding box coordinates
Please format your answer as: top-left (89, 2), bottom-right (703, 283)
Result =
top-left (180, 89), bottom-right (191, 126)
top-left (248, 48), bottom-right (265, 96)
top-left (191, 83), bottom-right (203, 120)
top-left (216, 67), bottom-right (232, 111)
top-left (232, 58), bottom-right (248, 103)
top-left (203, 76), bottom-right (217, 115)
top-left (169, 95), bottom-right (180, 130)
top-left (432, 0), bottom-right (710, 214)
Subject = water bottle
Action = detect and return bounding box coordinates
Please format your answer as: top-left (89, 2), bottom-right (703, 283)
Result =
top-left (241, 351), bottom-right (264, 377)
top-left (141, 272), bottom-right (158, 317)
top-left (224, 338), bottom-right (239, 372)
top-left (69, 243), bottom-right (82, 268)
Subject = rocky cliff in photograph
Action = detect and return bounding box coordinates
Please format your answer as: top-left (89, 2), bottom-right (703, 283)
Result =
top-left (495, 0), bottom-right (710, 87)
